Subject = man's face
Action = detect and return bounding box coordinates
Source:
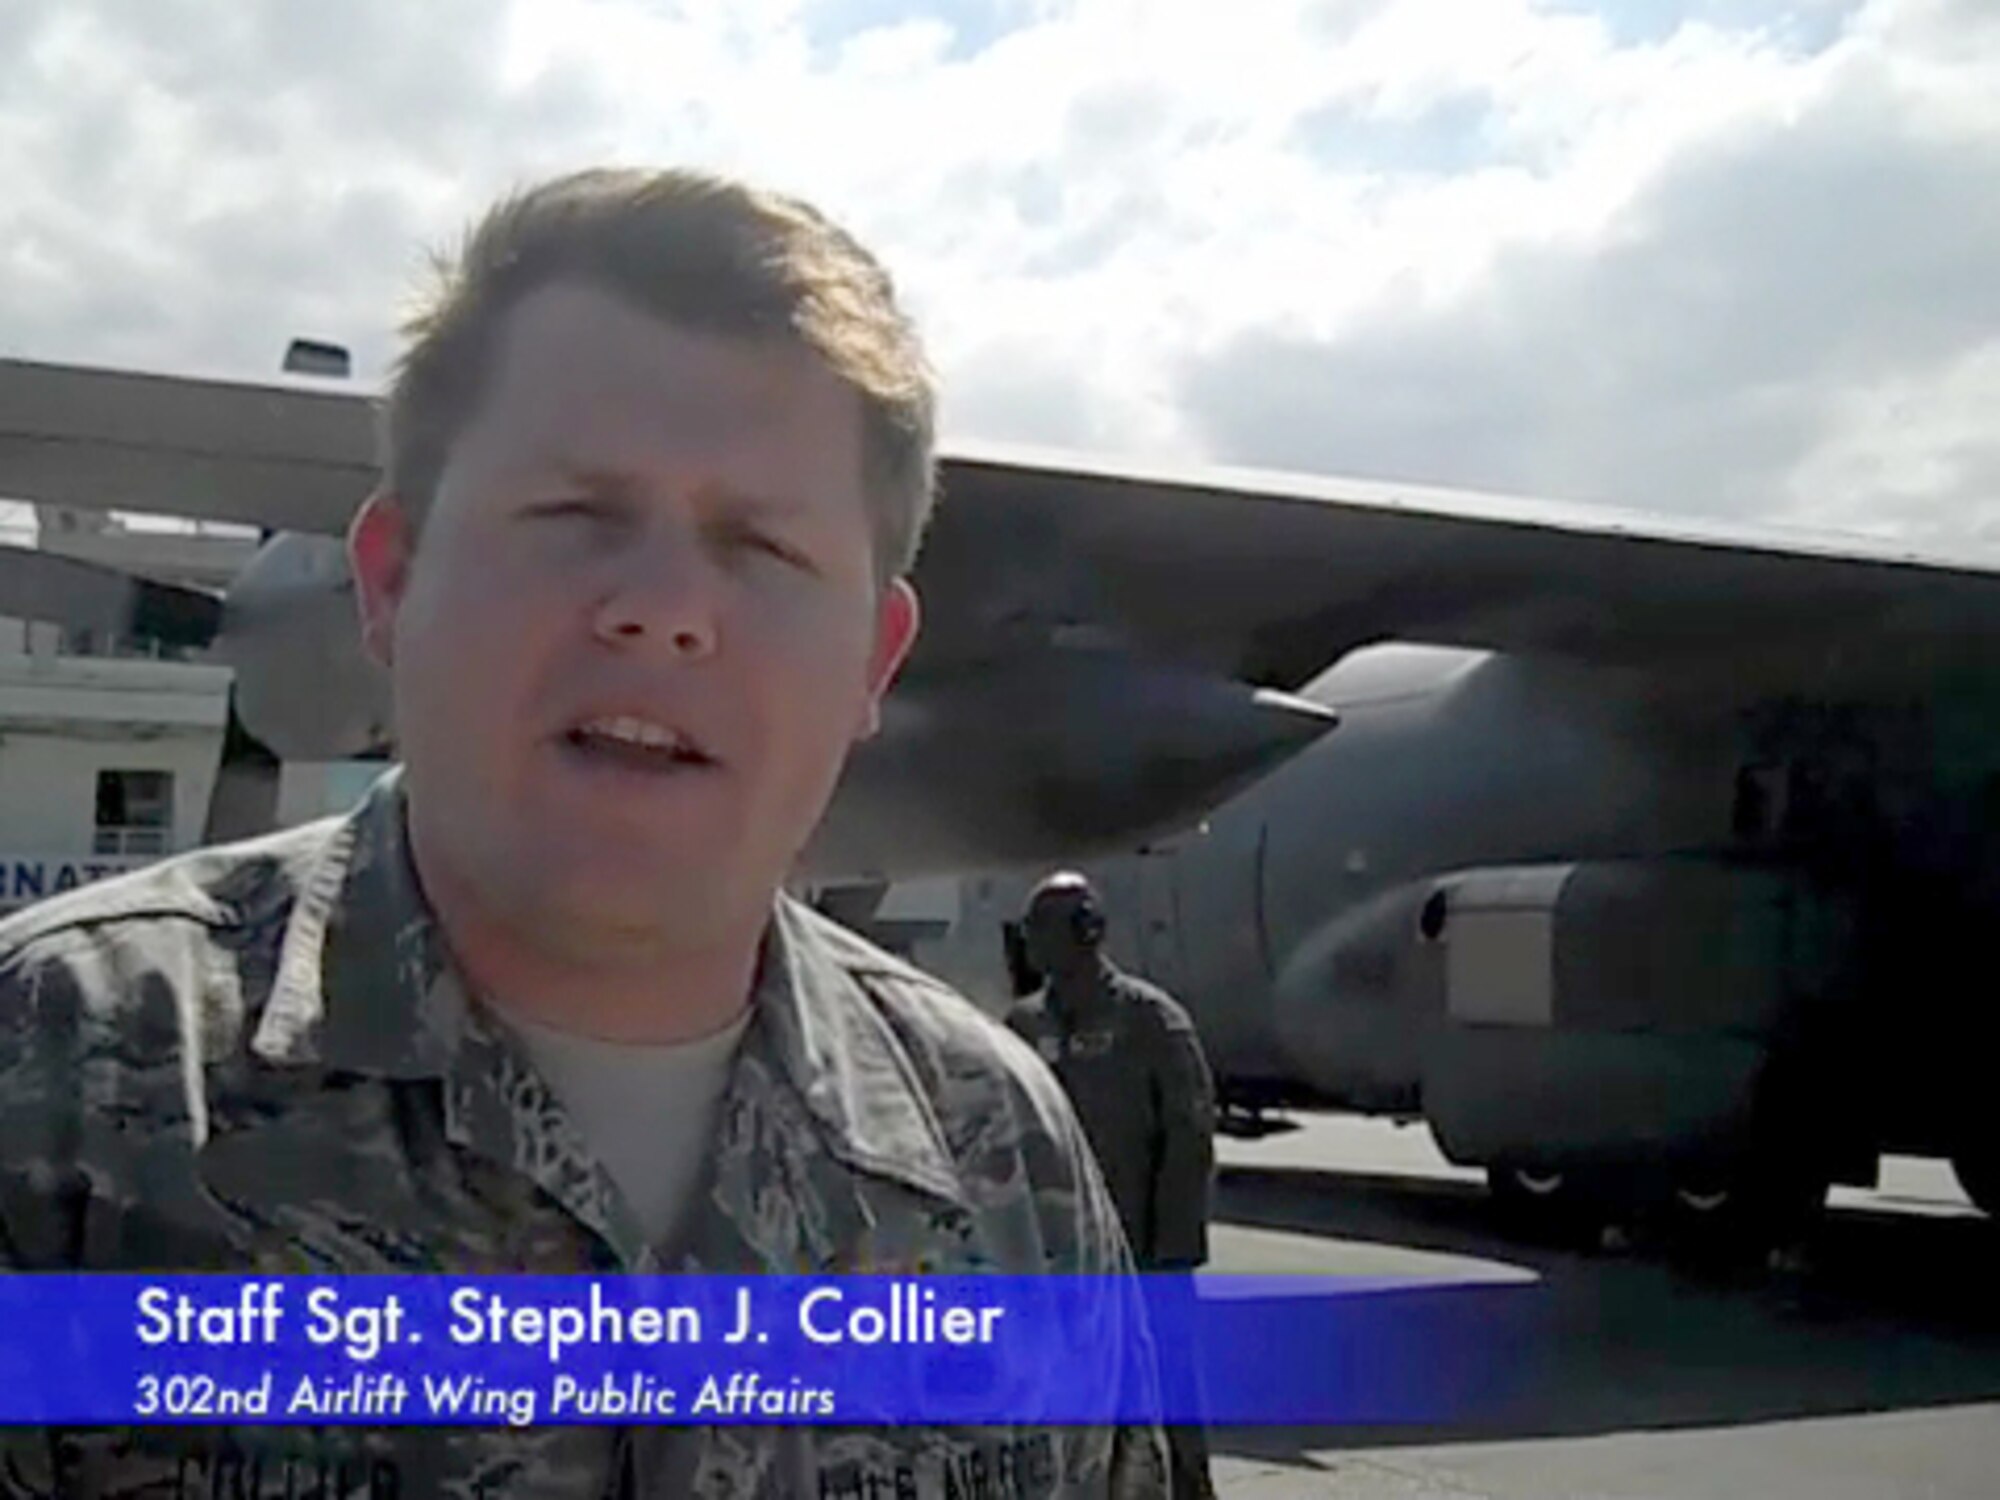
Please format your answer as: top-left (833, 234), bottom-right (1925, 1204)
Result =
top-left (350, 280), bottom-right (919, 961)
top-left (1021, 890), bottom-right (1098, 980)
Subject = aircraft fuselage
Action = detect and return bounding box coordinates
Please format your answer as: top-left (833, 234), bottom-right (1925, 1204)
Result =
top-left (1013, 640), bottom-right (2000, 1201)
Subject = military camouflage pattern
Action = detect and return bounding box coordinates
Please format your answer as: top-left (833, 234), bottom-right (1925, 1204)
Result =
top-left (0, 770), bottom-right (1169, 1497)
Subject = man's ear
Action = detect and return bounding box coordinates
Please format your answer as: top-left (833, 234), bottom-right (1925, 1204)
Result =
top-left (858, 577), bottom-right (921, 740)
top-left (348, 489), bottom-right (416, 669)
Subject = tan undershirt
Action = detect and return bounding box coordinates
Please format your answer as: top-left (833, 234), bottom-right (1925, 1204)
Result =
top-left (508, 1008), bottom-right (752, 1249)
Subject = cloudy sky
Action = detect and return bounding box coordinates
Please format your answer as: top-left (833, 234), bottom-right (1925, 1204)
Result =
top-left (2, 0), bottom-right (1996, 548)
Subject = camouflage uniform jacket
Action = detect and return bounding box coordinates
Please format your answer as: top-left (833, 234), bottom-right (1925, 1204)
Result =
top-left (0, 772), bottom-right (1168, 1498)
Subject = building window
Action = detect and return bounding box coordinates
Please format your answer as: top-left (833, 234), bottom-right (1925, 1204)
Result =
top-left (94, 770), bottom-right (174, 856)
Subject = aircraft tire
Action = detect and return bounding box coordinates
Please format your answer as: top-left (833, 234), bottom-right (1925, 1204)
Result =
top-left (1662, 1156), bottom-right (1829, 1259)
top-left (1489, 1162), bottom-right (1570, 1204)
top-left (1486, 1162), bottom-right (1593, 1240)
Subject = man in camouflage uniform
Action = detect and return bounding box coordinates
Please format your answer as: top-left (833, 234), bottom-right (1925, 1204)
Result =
top-left (0, 168), bottom-right (1167, 1497)
top-left (1006, 874), bottom-right (1219, 1500)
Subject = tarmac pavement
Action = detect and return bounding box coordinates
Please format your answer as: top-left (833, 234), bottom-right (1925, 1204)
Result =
top-left (1199, 1116), bottom-right (2000, 1499)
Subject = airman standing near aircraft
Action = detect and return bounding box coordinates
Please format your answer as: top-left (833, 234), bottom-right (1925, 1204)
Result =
top-left (0, 167), bottom-right (1166, 1497)
top-left (1007, 872), bottom-right (1220, 1500)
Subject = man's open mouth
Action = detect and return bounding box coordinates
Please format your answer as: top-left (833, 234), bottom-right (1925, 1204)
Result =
top-left (562, 714), bottom-right (719, 772)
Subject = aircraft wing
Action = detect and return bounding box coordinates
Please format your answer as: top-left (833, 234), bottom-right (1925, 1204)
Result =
top-left (0, 358), bottom-right (1338, 877)
top-left (8, 355), bottom-right (1999, 876)
top-left (15, 356), bottom-right (1996, 681)
top-left (0, 357), bottom-right (375, 536)
top-left (923, 442), bottom-right (2000, 690)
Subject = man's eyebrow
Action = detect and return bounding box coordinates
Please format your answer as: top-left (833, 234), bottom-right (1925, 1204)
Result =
top-left (691, 482), bottom-right (815, 520)
top-left (547, 462), bottom-right (648, 497)
top-left (546, 464), bottom-right (811, 517)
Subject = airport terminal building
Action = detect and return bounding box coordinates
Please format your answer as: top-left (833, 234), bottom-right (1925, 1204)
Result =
top-left (0, 503), bottom-right (371, 917)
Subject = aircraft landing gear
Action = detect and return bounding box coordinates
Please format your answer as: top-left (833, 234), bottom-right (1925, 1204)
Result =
top-left (1662, 1159), bottom-right (1830, 1252)
top-left (1488, 1162), bottom-right (1571, 1207)
top-left (1485, 1161), bottom-right (1600, 1242)
top-left (1485, 1153), bottom-right (1831, 1264)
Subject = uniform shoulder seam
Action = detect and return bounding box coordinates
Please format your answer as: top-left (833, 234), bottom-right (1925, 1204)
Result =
top-left (1115, 973), bottom-right (1195, 1032)
top-left (0, 818), bottom-right (341, 954)
top-left (789, 900), bottom-right (964, 995)
top-left (0, 888), bottom-right (230, 954)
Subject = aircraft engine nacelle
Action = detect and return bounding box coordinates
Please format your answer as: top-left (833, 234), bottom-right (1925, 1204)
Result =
top-left (1274, 858), bottom-right (1864, 1169)
top-left (1418, 859), bottom-right (1863, 1171)
top-left (1270, 881), bottom-right (1449, 1113)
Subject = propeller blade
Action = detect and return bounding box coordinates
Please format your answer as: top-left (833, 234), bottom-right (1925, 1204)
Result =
top-left (0, 543), bottom-right (223, 649)
top-left (210, 533), bottom-right (394, 761)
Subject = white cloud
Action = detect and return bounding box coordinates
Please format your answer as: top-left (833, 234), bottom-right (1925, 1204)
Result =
top-left (0, 0), bottom-right (1994, 544)
top-left (1174, 0), bottom-right (2000, 529)
top-left (1781, 343), bottom-right (2000, 542)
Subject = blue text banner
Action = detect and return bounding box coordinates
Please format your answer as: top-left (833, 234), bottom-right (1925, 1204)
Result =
top-left (0, 1275), bottom-right (1539, 1426)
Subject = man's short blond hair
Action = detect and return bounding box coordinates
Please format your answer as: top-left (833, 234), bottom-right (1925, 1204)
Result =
top-left (382, 167), bottom-right (939, 580)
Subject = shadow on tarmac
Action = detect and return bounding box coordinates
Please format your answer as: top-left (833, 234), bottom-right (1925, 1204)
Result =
top-left (1202, 1161), bottom-right (2000, 1468)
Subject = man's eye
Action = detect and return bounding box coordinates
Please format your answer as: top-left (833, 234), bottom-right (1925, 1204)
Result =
top-left (725, 525), bottom-right (813, 571)
top-left (754, 534), bottom-right (803, 563)
top-left (527, 498), bottom-right (602, 521)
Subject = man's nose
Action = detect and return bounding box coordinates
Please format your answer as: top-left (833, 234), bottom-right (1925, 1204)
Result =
top-left (587, 531), bottom-right (721, 658)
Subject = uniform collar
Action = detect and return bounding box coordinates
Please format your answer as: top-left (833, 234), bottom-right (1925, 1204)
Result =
top-left (1046, 954), bottom-right (1120, 1024)
top-left (252, 770), bottom-right (967, 1219)
top-left (753, 897), bottom-right (966, 1208)
top-left (251, 765), bottom-right (457, 1078)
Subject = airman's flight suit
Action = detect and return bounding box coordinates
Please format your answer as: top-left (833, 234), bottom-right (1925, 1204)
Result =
top-left (1005, 962), bottom-right (1217, 1499)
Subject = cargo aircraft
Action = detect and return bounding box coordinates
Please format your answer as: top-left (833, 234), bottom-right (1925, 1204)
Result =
top-left (4, 354), bottom-right (1997, 1244)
